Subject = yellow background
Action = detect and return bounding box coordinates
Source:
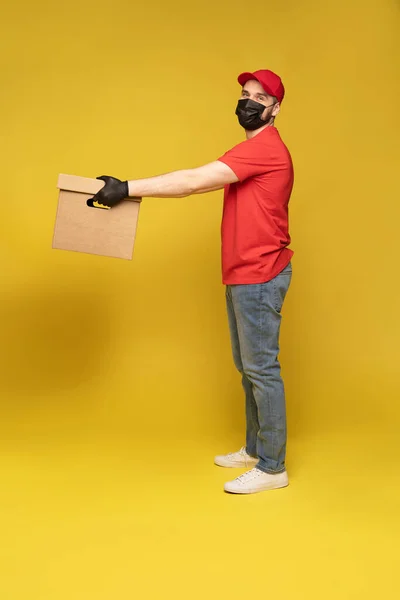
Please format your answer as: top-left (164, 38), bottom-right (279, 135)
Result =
top-left (1, 0), bottom-right (399, 598)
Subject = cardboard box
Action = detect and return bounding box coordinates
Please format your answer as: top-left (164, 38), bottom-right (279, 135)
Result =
top-left (52, 174), bottom-right (141, 260)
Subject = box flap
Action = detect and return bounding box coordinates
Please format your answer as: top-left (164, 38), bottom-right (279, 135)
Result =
top-left (57, 174), bottom-right (141, 202)
top-left (57, 174), bottom-right (104, 194)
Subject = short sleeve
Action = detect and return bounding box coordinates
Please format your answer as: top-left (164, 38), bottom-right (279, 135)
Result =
top-left (217, 138), bottom-right (272, 182)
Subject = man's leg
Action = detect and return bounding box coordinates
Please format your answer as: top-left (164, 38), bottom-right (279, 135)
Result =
top-left (225, 285), bottom-right (258, 457)
top-left (230, 262), bottom-right (292, 474)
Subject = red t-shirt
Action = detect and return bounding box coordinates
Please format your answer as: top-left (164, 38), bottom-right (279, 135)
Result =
top-left (218, 126), bottom-right (294, 285)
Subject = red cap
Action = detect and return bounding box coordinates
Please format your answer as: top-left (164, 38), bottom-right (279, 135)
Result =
top-left (238, 69), bottom-right (285, 103)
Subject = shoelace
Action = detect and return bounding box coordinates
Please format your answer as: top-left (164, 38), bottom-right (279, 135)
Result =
top-left (227, 446), bottom-right (247, 459)
top-left (236, 468), bottom-right (262, 484)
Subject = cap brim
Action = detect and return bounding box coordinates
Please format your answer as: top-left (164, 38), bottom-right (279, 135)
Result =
top-left (237, 72), bottom-right (257, 86)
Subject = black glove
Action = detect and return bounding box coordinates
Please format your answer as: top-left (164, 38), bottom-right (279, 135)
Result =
top-left (89, 175), bottom-right (129, 208)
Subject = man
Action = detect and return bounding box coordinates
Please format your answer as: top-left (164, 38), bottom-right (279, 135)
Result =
top-left (90, 69), bottom-right (294, 495)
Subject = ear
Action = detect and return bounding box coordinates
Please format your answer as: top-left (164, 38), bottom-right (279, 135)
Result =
top-left (272, 102), bottom-right (281, 117)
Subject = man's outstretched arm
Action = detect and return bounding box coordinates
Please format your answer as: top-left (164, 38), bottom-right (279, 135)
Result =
top-left (127, 161), bottom-right (238, 198)
top-left (89, 161), bottom-right (238, 208)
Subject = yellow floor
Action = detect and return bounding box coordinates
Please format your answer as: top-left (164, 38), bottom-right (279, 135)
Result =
top-left (0, 420), bottom-right (398, 599)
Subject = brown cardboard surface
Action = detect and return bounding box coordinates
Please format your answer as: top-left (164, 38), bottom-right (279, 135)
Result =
top-left (52, 174), bottom-right (141, 260)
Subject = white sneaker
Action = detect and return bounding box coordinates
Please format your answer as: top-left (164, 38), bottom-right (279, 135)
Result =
top-left (224, 467), bottom-right (289, 494)
top-left (214, 446), bottom-right (258, 468)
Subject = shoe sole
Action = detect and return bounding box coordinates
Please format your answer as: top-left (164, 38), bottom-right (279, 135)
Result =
top-left (214, 458), bottom-right (258, 468)
top-left (224, 481), bottom-right (289, 494)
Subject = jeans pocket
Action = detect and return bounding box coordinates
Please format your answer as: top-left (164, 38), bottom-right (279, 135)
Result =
top-left (272, 269), bottom-right (292, 313)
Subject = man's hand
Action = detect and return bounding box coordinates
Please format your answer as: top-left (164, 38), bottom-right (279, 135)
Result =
top-left (90, 176), bottom-right (129, 208)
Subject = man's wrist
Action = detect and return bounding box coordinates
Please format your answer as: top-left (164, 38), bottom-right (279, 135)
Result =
top-left (122, 180), bottom-right (129, 198)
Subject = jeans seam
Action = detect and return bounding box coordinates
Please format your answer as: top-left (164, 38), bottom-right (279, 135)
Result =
top-left (259, 283), bottom-right (276, 466)
top-left (273, 278), bottom-right (280, 313)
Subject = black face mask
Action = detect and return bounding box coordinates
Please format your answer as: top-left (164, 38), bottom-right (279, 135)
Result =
top-left (235, 98), bottom-right (275, 131)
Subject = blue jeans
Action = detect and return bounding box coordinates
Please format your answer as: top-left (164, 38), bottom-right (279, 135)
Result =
top-left (225, 262), bottom-right (292, 474)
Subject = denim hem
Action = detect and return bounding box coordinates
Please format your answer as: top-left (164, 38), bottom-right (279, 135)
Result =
top-left (245, 448), bottom-right (258, 459)
top-left (256, 462), bottom-right (286, 475)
